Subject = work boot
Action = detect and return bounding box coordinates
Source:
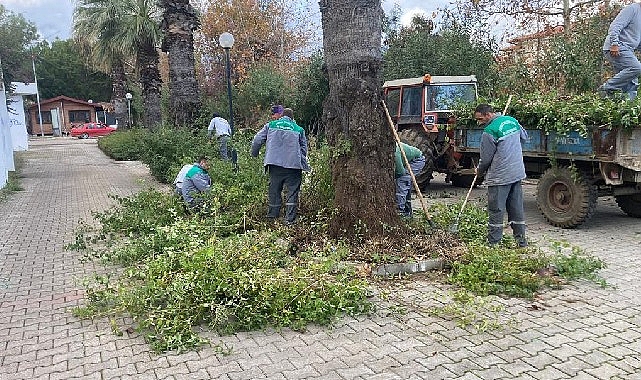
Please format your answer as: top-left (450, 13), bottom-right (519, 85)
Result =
top-left (596, 86), bottom-right (610, 98)
top-left (515, 235), bottom-right (528, 248)
top-left (267, 204), bottom-right (281, 219)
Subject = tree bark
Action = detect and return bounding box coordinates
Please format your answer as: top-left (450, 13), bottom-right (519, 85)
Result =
top-left (320, 0), bottom-right (399, 238)
top-left (137, 43), bottom-right (163, 128)
top-left (160, 0), bottom-right (200, 128)
top-left (110, 60), bottom-right (128, 128)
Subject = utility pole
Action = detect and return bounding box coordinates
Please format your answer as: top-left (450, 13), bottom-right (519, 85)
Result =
top-left (31, 51), bottom-right (44, 136)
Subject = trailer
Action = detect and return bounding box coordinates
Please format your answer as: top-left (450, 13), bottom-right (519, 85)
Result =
top-left (453, 125), bottom-right (641, 228)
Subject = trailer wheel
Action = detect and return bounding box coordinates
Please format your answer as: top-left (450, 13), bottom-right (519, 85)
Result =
top-left (537, 167), bottom-right (598, 228)
top-left (615, 194), bottom-right (641, 217)
top-left (398, 129), bottom-right (434, 188)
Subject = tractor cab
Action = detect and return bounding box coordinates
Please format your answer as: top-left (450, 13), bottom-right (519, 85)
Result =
top-left (382, 74), bottom-right (478, 188)
top-left (383, 74), bottom-right (478, 132)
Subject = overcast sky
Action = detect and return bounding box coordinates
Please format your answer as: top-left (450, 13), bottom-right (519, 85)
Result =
top-left (0, 0), bottom-right (451, 42)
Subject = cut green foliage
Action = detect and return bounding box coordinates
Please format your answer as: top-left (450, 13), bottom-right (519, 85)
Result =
top-left (70, 160), bottom-right (372, 352)
top-left (430, 203), bottom-right (607, 298)
top-left (449, 244), bottom-right (550, 298)
top-left (428, 290), bottom-right (514, 333)
top-left (429, 201), bottom-right (488, 245)
top-left (455, 92), bottom-right (641, 137)
top-left (550, 240), bottom-right (607, 285)
top-left (72, 127), bottom-right (609, 353)
top-left (73, 229), bottom-right (372, 353)
top-left (95, 190), bottom-right (187, 236)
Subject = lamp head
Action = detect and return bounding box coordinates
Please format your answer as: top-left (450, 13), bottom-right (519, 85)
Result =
top-left (219, 32), bottom-right (235, 49)
top-left (125, 92), bottom-right (133, 100)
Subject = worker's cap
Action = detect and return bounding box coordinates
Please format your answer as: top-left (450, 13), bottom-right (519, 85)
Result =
top-left (271, 105), bottom-right (284, 115)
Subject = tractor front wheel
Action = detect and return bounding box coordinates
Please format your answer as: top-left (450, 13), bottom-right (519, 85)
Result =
top-left (615, 193), bottom-right (641, 218)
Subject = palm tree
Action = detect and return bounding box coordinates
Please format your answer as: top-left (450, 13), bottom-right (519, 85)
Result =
top-left (73, 1), bottom-right (128, 127)
top-left (160, 0), bottom-right (200, 128)
top-left (321, 0), bottom-right (399, 237)
top-left (74, 0), bottom-right (163, 128)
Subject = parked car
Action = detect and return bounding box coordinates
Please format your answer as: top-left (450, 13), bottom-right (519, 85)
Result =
top-left (70, 122), bottom-right (117, 139)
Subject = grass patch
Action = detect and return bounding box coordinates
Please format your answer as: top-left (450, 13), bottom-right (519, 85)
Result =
top-left (0, 157), bottom-right (24, 202)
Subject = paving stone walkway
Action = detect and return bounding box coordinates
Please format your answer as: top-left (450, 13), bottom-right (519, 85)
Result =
top-left (1, 138), bottom-right (640, 379)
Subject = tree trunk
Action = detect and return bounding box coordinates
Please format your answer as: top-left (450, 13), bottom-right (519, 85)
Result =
top-left (160, 0), bottom-right (200, 128)
top-left (137, 43), bottom-right (163, 128)
top-left (563, 0), bottom-right (570, 34)
top-left (320, 0), bottom-right (398, 238)
top-left (110, 60), bottom-right (128, 128)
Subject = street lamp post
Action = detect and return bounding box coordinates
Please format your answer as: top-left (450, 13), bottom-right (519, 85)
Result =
top-left (31, 53), bottom-right (44, 136)
top-left (219, 32), bottom-right (235, 135)
top-left (125, 92), bottom-right (133, 127)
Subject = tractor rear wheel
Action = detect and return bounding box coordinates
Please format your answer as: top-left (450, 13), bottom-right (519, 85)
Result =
top-left (536, 167), bottom-right (598, 228)
top-left (398, 128), bottom-right (434, 188)
top-left (615, 193), bottom-right (641, 218)
top-left (451, 174), bottom-right (478, 188)
top-left (450, 155), bottom-right (482, 188)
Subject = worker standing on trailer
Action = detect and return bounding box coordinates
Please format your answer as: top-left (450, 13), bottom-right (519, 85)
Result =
top-left (473, 104), bottom-right (528, 247)
top-left (598, 2), bottom-right (641, 100)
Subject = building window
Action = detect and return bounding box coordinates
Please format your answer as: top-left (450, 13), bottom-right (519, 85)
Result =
top-left (40, 111), bottom-right (52, 124)
top-left (68, 110), bottom-right (91, 122)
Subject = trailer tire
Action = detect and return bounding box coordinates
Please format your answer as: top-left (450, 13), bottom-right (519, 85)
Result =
top-left (536, 167), bottom-right (598, 228)
top-left (615, 194), bottom-right (641, 218)
top-left (398, 129), bottom-right (434, 188)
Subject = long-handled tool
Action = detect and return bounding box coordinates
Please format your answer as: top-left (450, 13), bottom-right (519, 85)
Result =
top-left (449, 168), bottom-right (477, 233)
top-left (449, 95), bottom-right (513, 233)
top-left (381, 100), bottom-right (435, 227)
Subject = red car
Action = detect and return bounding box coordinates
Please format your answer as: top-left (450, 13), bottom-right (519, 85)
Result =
top-left (70, 122), bottom-right (117, 139)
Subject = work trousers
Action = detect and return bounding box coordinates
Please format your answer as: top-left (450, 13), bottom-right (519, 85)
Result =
top-left (487, 181), bottom-right (527, 246)
top-left (217, 135), bottom-right (231, 161)
top-left (267, 165), bottom-right (302, 223)
top-left (603, 49), bottom-right (641, 100)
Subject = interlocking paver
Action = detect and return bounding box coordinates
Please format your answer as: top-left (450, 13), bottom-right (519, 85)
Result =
top-left (1, 138), bottom-right (640, 379)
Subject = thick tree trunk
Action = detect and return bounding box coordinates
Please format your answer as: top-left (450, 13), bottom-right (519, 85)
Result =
top-left (110, 60), bottom-right (128, 128)
top-left (320, 0), bottom-right (398, 238)
top-left (160, 0), bottom-right (200, 128)
top-left (137, 44), bottom-right (163, 128)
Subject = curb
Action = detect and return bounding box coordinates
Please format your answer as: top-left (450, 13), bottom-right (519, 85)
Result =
top-left (373, 258), bottom-right (448, 276)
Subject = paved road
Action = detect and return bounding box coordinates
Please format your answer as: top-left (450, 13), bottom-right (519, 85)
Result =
top-left (1, 138), bottom-right (640, 379)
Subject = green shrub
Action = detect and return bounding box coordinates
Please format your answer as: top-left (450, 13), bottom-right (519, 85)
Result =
top-left (98, 129), bottom-right (148, 161)
top-left (138, 127), bottom-right (208, 183)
